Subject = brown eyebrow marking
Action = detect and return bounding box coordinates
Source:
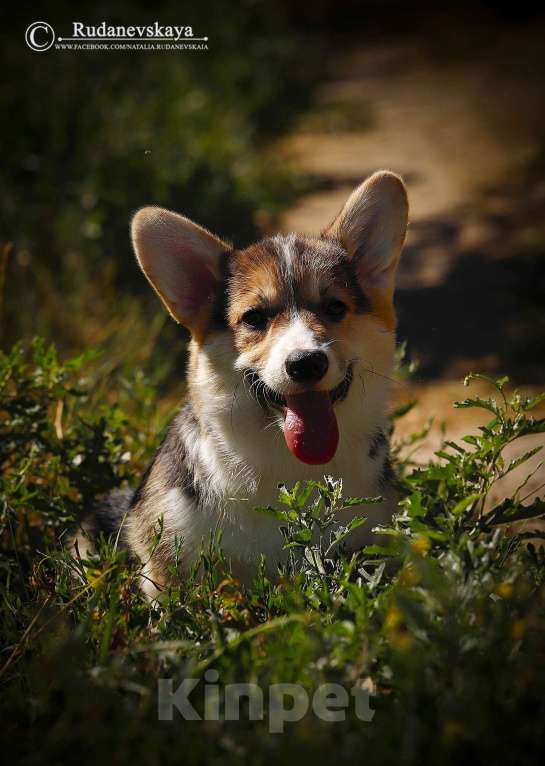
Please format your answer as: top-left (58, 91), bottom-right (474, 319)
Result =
top-left (199, 227), bottom-right (397, 350)
top-left (226, 233), bottom-right (383, 328)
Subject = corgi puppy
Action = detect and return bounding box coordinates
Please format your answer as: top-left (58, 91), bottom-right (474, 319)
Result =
top-left (77, 171), bottom-right (408, 596)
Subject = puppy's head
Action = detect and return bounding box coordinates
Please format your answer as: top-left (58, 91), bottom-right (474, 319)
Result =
top-left (132, 171), bottom-right (408, 466)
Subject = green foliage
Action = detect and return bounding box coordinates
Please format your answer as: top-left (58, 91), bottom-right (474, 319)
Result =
top-left (2, 343), bottom-right (545, 763)
top-left (0, 340), bottom-right (154, 650)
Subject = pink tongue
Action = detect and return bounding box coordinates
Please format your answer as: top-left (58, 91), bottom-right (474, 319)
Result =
top-left (283, 391), bottom-right (339, 465)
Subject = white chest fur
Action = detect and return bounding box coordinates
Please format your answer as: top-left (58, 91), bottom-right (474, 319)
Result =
top-left (158, 374), bottom-right (395, 581)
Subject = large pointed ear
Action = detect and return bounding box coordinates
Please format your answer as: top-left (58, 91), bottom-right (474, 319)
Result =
top-left (324, 171), bottom-right (408, 297)
top-left (131, 207), bottom-right (229, 331)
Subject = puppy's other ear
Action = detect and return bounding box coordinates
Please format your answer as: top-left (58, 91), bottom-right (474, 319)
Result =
top-left (131, 207), bottom-right (229, 331)
top-left (324, 171), bottom-right (408, 297)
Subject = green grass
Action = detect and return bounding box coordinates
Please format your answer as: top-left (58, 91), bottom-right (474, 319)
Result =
top-left (1, 340), bottom-right (545, 765)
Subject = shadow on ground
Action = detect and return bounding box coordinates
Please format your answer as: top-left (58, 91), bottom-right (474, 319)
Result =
top-left (396, 177), bottom-right (545, 382)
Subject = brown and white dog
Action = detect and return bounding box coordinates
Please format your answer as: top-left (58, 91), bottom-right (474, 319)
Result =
top-left (77, 170), bottom-right (408, 595)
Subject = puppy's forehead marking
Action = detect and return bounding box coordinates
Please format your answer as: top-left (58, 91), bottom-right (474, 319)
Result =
top-left (228, 234), bottom-right (368, 320)
top-left (268, 234), bottom-right (345, 304)
top-left (273, 232), bottom-right (298, 274)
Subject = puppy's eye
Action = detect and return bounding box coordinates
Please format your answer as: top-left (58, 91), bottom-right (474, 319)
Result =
top-left (241, 309), bottom-right (268, 330)
top-left (324, 299), bottom-right (347, 320)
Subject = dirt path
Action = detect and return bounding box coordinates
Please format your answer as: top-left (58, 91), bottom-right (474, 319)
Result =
top-left (277, 17), bottom-right (545, 499)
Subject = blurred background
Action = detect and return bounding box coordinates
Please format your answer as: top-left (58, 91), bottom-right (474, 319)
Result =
top-left (2, 1), bottom-right (545, 495)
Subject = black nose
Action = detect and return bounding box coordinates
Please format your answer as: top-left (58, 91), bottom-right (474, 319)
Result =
top-left (285, 350), bottom-right (329, 383)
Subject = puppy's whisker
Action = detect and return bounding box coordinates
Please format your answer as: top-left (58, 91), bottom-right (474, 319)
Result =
top-left (358, 373), bottom-right (366, 398)
top-left (230, 374), bottom-right (244, 431)
top-left (359, 365), bottom-right (405, 387)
